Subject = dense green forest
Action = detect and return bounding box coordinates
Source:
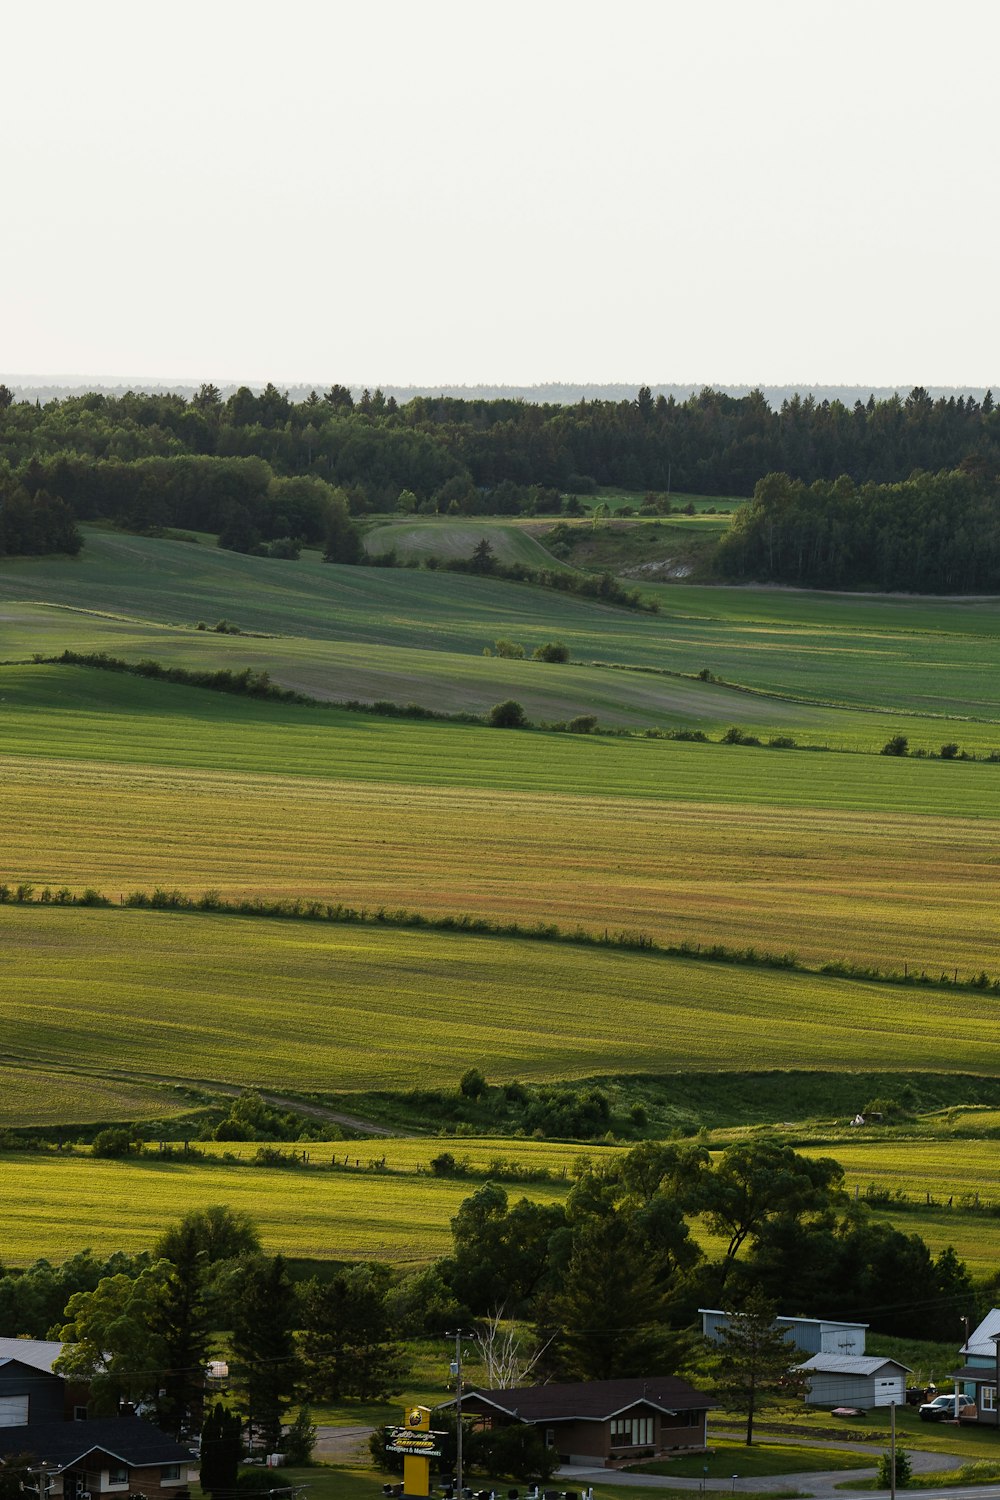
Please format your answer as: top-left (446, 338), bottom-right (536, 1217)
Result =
top-left (3, 380), bottom-right (1000, 589)
top-left (719, 468), bottom-right (1000, 593)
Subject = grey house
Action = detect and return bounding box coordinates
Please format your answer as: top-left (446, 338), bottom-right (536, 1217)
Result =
top-left (952, 1307), bottom-right (1000, 1425)
top-left (795, 1354), bottom-right (909, 1409)
top-left (700, 1309), bottom-right (867, 1357)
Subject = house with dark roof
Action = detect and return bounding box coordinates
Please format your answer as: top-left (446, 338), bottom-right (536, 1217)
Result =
top-left (0, 1416), bottom-right (197, 1500)
top-left (952, 1308), bottom-right (1000, 1425)
top-left (440, 1377), bottom-right (715, 1467)
top-left (0, 1351), bottom-right (197, 1500)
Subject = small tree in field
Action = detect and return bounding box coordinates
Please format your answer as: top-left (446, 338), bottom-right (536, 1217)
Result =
top-left (714, 1288), bottom-right (806, 1445)
top-left (488, 699), bottom-right (527, 728)
top-left (881, 734), bottom-right (909, 756)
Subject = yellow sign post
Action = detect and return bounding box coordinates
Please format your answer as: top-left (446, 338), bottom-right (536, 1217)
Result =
top-left (385, 1405), bottom-right (443, 1498)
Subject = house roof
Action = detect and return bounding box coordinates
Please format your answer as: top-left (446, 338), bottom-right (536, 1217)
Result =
top-left (952, 1364), bottom-right (995, 1383)
top-left (796, 1355), bottom-right (911, 1376)
top-left (0, 1339), bottom-right (65, 1374)
top-left (962, 1308), bottom-right (1000, 1359)
top-left (440, 1377), bottom-right (717, 1423)
top-left (0, 1416), bottom-right (195, 1470)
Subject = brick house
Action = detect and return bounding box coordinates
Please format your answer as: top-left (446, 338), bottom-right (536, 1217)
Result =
top-left (442, 1377), bottom-right (715, 1468)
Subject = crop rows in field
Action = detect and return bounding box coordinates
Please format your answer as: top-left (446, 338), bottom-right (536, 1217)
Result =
top-left (813, 1139), bottom-right (1000, 1203)
top-left (3, 906), bottom-right (1000, 1107)
top-left (0, 1064), bottom-right (184, 1128)
top-left (7, 666), bottom-right (1000, 973)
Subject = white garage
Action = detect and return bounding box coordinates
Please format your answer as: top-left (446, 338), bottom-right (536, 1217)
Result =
top-left (796, 1354), bottom-right (910, 1409)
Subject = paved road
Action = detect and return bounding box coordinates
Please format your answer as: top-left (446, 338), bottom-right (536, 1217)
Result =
top-left (555, 1443), bottom-right (962, 1498)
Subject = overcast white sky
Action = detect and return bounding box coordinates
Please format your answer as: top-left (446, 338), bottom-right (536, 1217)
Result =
top-left (3, 0), bottom-right (997, 389)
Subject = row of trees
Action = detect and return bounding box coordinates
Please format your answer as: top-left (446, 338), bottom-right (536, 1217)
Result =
top-left (438, 1139), bottom-right (978, 1380)
top-left (46, 1206), bottom-right (391, 1449)
top-left (4, 380), bottom-right (1000, 506)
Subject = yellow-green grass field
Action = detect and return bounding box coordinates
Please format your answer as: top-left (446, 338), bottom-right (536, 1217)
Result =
top-left (0, 1063), bottom-right (186, 1127)
top-left (8, 528), bottom-right (1000, 729)
top-left (808, 1139), bottom-right (1000, 1203)
top-left (0, 1150), bottom-right (566, 1264)
top-left (0, 1140), bottom-right (995, 1272)
top-left (188, 1136), bottom-right (620, 1175)
top-left (7, 667), bottom-right (1000, 973)
top-left (3, 905), bottom-right (1000, 1112)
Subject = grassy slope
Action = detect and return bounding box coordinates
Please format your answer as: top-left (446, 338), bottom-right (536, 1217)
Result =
top-left (6, 529), bottom-right (1000, 738)
top-left (361, 517), bottom-right (574, 568)
top-left (1, 1137), bottom-right (997, 1271)
top-left (7, 667), bottom-right (1000, 972)
top-left (4, 905), bottom-right (1000, 1093)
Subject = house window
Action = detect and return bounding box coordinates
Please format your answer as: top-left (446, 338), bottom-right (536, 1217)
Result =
top-left (107, 1467), bottom-right (128, 1487)
top-left (74, 1407), bottom-right (89, 1421)
top-left (0, 1395), bottom-right (29, 1427)
top-left (610, 1416), bottom-right (654, 1447)
top-left (161, 1466), bottom-right (182, 1484)
top-left (981, 1387), bottom-right (996, 1413)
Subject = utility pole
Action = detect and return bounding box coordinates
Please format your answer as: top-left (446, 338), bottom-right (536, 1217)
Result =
top-left (889, 1400), bottom-right (896, 1500)
top-left (20, 1464), bottom-right (57, 1500)
top-left (450, 1331), bottom-right (464, 1498)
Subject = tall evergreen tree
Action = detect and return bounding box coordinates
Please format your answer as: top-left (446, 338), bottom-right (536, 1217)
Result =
top-left (714, 1288), bottom-right (806, 1445)
top-left (231, 1255), bottom-right (298, 1453)
top-left (298, 1264), bottom-right (409, 1402)
top-left (156, 1223), bottom-right (210, 1440)
top-left (547, 1215), bottom-right (680, 1380)
top-left (199, 1402), bottom-right (242, 1497)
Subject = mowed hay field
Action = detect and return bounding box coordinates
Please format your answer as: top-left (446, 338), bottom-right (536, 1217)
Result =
top-left (6, 667), bottom-right (1000, 973)
top-left (4, 905), bottom-right (1000, 1101)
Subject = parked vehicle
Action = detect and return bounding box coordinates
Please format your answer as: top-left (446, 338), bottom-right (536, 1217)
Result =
top-left (919, 1394), bottom-right (975, 1422)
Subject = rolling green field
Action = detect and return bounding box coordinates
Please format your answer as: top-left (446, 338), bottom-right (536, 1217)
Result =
top-left (3, 904), bottom-right (1000, 1104)
top-left (0, 1149), bottom-right (561, 1264)
top-left (7, 528), bottom-right (1000, 735)
top-left (1, 1135), bottom-right (997, 1271)
top-left (6, 665), bottom-right (1000, 973)
top-left (361, 517), bottom-right (573, 569)
top-left (3, 520), bottom-right (1000, 1275)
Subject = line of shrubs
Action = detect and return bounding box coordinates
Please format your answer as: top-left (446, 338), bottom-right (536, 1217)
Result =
top-left (366, 543), bottom-right (660, 614)
top-left (8, 878), bottom-right (1000, 1000)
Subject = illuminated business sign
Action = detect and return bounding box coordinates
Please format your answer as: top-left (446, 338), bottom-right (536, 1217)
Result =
top-left (386, 1428), bottom-right (446, 1459)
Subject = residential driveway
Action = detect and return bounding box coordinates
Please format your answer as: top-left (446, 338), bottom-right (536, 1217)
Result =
top-left (314, 1424), bottom-right (374, 1460)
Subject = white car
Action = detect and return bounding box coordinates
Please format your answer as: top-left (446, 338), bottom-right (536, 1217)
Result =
top-left (919, 1393), bottom-right (975, 1422)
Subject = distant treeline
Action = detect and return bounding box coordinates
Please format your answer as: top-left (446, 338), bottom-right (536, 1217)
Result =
top-left (719, 468), bottom-right (1000, 592)
top-left (3, 380), bottom-right (1000, 515)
